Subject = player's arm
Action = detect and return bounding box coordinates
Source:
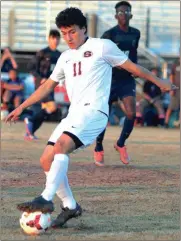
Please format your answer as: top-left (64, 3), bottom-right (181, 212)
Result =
top-left (169, 64), bottom-right (176, 96)
top-left (143, 93), bottom-right (153, 103)
top-left (130, 30), bottom-right (141, 78)
top-left (5, 79), bottom-right (58, 123)
top-left (27, 50), bottom-right (43, 80)
top-left (101, 30), bottom-right (112, 40)
top-left (5, 55), bottom-right (65, 123)
top-left (103, 39), bottom-right (164, 90)
top-left (102, 39), bottom-right (176, 91)
top-left (0, 49), bottom-right (18, 69)
top-left (170, 63), bottom-right (176, 84)
top-left (8, 53), bottom-right (18, 69)
top-left (19, 79), bottom-right (57, 110)
top-left (119, 59), bottom-right (177, 91)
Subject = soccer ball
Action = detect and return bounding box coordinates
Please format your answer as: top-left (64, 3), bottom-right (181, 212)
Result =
top-left (19, 211), bottom-right (51, 235)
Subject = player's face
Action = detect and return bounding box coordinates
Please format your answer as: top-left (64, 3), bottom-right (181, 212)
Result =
top-left (60, 25), bottom-right (86, 49)
top-left (115, 5), bottom-right (132, 25)
top-left (48, 36), bottom-right (60, 49)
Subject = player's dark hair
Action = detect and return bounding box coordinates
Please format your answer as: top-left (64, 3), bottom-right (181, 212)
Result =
top-left (49, 29), bottom-right (60, 38)
top-left (150, 67), bottom-right (160, 72)
top-left (115, 1), bottom-right (132, 10)
top-left (150, 67), bottom-right (161, 77)
top-left (55, 7), bottom-right (87, 33)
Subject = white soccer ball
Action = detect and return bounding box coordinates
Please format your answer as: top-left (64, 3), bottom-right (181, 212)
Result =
top-left (19, 211), bottom-right (51, 235)
top-left (1, 109), bottom-right (9, 121)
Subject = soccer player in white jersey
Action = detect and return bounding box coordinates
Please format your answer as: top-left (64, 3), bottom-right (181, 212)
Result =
top-left (5, 8), bottom-right (178, 228)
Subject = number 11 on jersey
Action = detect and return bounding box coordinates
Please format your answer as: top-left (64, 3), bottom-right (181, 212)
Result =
top-left (73, 62), bottom-right (82, 76)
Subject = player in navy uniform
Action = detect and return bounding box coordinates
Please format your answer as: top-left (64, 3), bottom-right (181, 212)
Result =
top-left (94, 1), bottom-right (140, 166)
top-left (24, 29), bottom-right (61, 140)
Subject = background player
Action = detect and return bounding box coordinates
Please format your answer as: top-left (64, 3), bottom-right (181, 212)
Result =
top-left (164, 56), bottom-right (180, 128)
top-left (94, 1), bottom-right (141, 166)
top-left (24, 29), bottom-right (61, 140)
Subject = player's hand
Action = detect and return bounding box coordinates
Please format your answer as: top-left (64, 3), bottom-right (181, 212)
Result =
top-left (160, 80), bottom-right (179, 92)
top-left (4, 106), bottom-right (23, 123)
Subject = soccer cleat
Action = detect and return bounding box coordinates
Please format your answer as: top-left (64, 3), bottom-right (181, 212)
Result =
top-left (24, 133), bottom-right (38, 141)
top-left (51, 203), bottom-right (82, 228)
top-left (114, 144), bottom-right (130, 165)
top-left (94, 151), bottom-right (104, 167)
top-left (17, 196), bottom-right (54, 213)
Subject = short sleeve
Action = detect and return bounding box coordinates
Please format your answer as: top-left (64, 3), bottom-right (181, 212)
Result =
top-left (101, 30), bottom-right (111, 40)
top-left (50, 55), bottom-right (65, 84)
top-left (102, 39), bottom-right (128, 67)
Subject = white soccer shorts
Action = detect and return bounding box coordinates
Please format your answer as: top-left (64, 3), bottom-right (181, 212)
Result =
top-left (48, 106), bottom-right (108, 148)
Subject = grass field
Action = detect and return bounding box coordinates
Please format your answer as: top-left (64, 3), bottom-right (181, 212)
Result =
top-left (1, 122), bottom-right (180, 240)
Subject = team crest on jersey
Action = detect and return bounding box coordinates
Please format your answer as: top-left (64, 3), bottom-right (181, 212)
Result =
top-left (83, 51), bottom-right (93, 57)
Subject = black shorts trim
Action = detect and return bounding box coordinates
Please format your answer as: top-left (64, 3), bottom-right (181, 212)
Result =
top-left (47, 141), bottom-right (55, 146)
top-left (47, 133), bottom-right (83, 150)
top-left (97, 110), bottom-right (108, 118)
top-left (63, 131), bottom-right (84, 149)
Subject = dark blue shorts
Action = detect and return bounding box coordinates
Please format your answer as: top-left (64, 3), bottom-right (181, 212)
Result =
top-left (109, 79), bottom-right (136, 104)
top-left (10, 92), bottom-right (23, 102)
top-left (11, 91), bottom-right (23, 97)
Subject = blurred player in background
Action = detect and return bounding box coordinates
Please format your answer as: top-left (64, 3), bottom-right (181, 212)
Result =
top-left (136, 67), bottom-right (165, 127)
top-left (94, 1), bottom-right (140, 166)
top-left (0, 47), bottom-right (18, 73)
top-left (5, 7), bottom-right (177, 228)
top-left (164, 56), bottom-right (180, 128)
top-left (2, 68), bottom-right (24, 109)
top-left (24, 29), bottom-right (61, 140)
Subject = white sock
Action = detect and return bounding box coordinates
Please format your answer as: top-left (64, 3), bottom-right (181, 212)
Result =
top-left (56, 175), bottom-right (76, 209)
top-left (41, 154), bottom-right (69, 201)
top-left (44, 172), bottom-right (76, 209)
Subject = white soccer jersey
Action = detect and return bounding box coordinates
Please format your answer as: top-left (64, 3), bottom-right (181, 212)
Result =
top-left (50, 38), bottom-right (128, 115)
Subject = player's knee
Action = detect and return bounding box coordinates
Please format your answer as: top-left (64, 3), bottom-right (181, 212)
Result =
top-left (54, 135), bottom-right (75, 154)
top-left (54, 139), bottom-right (67, 154)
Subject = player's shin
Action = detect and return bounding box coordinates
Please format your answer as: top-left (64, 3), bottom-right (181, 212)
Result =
top-left (44, 171), bottom-right (76, 209)
top-left (56, 175), bottom-right (76, 209)
top-left (41, 154), bottom-right (69, 201)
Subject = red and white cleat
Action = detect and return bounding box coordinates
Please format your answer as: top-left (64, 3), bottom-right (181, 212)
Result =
top-left (94, 151), bottom-right (104, 167)
top-left (114, 144), bottom-right (130, 165)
